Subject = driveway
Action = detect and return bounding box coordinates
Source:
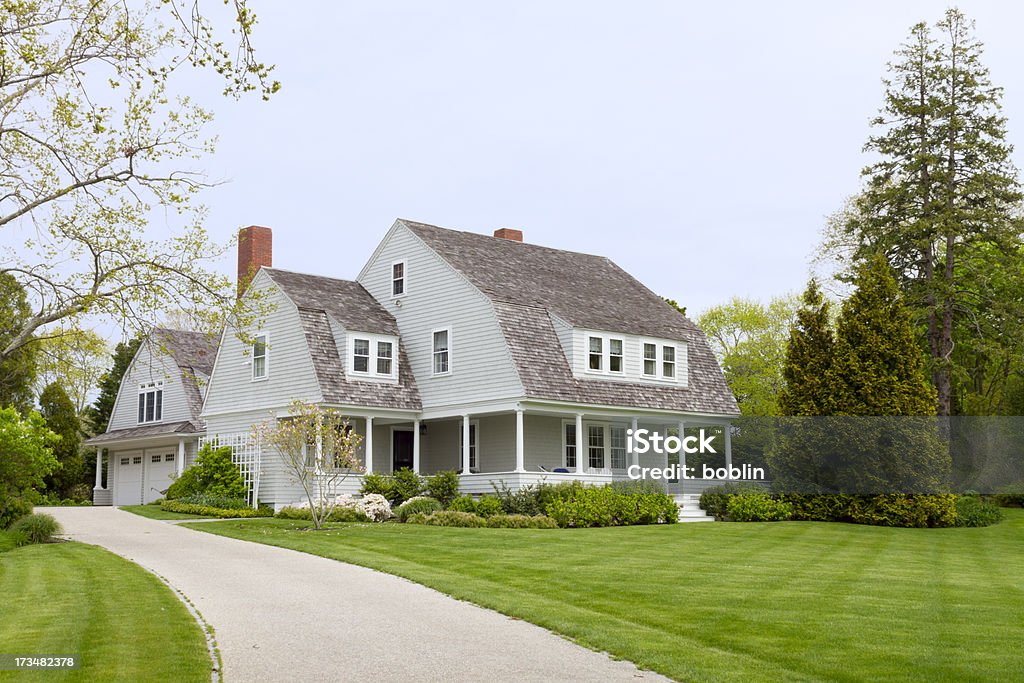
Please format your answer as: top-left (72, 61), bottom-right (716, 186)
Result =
top-left (45, 507), bottom-right (666, 682)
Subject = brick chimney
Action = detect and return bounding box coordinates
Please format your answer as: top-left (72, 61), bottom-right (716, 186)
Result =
top-left (493, 227), bottom-right (523, 242)
top-left (237, 225), bottom-right (272, 296)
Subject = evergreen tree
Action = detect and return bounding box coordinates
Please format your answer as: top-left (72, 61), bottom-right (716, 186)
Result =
top-left (87, 336), bottom-right (142, 434)
top-left (837, 9), bottom-right (1024, 416)
top-left (39, 382), bottom-right (84, 498)
top-left (828, 255), bottom-right (936, 416)
top-left (779, 280), bottom-right (835, 416)
top-left (0, 273), bottom-right (39, 413)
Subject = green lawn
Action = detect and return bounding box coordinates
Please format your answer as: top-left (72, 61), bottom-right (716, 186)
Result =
top-left (186, 511), bottom-right (1024, 682)
top-left (0, 531), bottom-right (212, 682)
top-left (118, 504), bottom-right (208, 521)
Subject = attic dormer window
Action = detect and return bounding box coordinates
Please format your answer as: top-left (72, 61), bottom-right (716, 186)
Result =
top-left (588, 337), bottom-right (603, 371)
top-left (352, 338), bottom-right (370, 373)
top-left (349, 333), bottom-right (398, 379)
top-left (391, 260), bottom-right (406, 297)
top-left (137, 381), bottom-right (163, 424)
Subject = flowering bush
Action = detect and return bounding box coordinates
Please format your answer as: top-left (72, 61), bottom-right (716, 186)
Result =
top-left (357, 493), bottom-right (393, 522)
top-left (395, 496), bottom-right (442, 522)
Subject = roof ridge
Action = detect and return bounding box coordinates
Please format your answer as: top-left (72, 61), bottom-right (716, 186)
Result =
top-left (399, 218), bottom-right (610, 261)
top-left (264, 266), bottom-right (359, 285)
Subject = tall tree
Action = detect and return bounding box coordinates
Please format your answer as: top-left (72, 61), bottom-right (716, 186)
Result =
top-left (36, 330), bottom-right (109, 415)
top-left (0, 1), bottom-right (278, 363)
top-left (39, 382), bottom-right (84, 498)
top-left (87, 337), bottom-right (143, 435)
top-left (779, 280), bottom-right (835, 416)
top-left (0, 273), bottom-right (38, 413)
top-left (829, 9), bottom-right (1024, 416)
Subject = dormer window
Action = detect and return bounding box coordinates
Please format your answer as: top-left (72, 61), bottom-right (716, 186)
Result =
top-left (643, 343), bottom-right (657, 377)
top-left (663, 346), bottom-right (676, 378)
top-left (609, 339), bottom-right (624, 373)
top-left (391, 260), bottom-right (406, 297)
top-left (252, 334), bottom-right (268, 380)
top-left (137, 381), bottom-right (163, 423)
top-left (349, 333), bottom-right (398, 379)
top-left (588, 337), bottom-right (603, 371)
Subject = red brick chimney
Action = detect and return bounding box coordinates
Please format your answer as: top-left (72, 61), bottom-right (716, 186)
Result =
top-left (493, 228), bottom-right (523, 242)
top-left (237, 225), bottom-right (272, 296)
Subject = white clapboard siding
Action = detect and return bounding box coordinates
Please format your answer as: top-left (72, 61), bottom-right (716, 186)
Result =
top-left (357, 222), bottom-right (524, 408)
top-left (108, 339), bottom-right (192, 431)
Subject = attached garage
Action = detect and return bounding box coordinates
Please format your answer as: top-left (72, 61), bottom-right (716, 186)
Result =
top-left (145, 450), bottom-right (177, 502)
top-left (112, 447), bottom-right (178, 505)
top-left (114, 451), bottom-right (144, 505)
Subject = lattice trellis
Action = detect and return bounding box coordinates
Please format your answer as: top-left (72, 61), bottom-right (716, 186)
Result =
top-left (199, 433), bottom-right (262, 508)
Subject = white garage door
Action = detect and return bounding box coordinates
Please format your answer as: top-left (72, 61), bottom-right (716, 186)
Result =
top-left (145, 450), bottom-right (177, 503)
top-left (114, 452), bottom-right (144, 505)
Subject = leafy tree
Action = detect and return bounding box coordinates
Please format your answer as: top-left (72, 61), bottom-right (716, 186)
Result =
top-left (0, 273), bottom-right (39, 413)
top-left (0, 0), bottom-right (278, 364)
top-left (0, 407), bottom-right (59, 528)
top-left (87, 337), bottom-right (143, 434)
top-left (779, 280), bottom-right (836, 416)
top-left (825, 9), bottom-right (1024, 416)
top-left (36, 330), bottom-right (109, 415)
top-left (828, 255), bottom-right (936, 417)
top-left (38, 383), bottom-right (85, 499)
top-left (698, 295), bottom-right (798, 416)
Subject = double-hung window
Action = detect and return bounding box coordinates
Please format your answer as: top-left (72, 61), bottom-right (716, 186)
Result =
top-left (350, 334), bottom-right (397, 379)
top-left (643, 343), bottom-right (658, 377)
top-left (392, 260), bottom-right (406, 297)
top-left (252, 334), bottom-right (268, 380)
top-left (432, 329), bottom-right (450, 375)
top-left (564, 423), bottom-right (577, 469)
top-left (352, 338), bottom-right (370, 373)
top-left (588, 425), bottom-right (605, 470)
top-left (588, 337), bottom-right (603, 371)
top-left (376, 341), bottom-right (393, 375)
top-left (662, 345), bottom-right (676, 378)
top-left (609, 339), bottom-right (624, 373)
top-left (459, 421), bottom-right (478, 470)
top-left (610, 426), bottom-right (628, 469)
top-left (137, 381), bottom-right (163, 424)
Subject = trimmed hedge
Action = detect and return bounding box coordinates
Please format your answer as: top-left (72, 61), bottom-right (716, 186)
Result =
top-left (161, 499), bottom-right (273, 518)
top-left (9, 513), bottom-right (62, 546)
top-left (955, 495), bottom-right (1004, 527)
top-left (727, 493), bottom-right (793, 522)
top-left (712, 490), bottom-right (963, 528)
top-left (545, 485), bottom-right (678, 528)
top-left (275, 506), bottom-right (367, 522)
top-left (485, 514), bottom-right (559, 529)
top-left (699, 482), bottom-right (768, 519)
top-left (993, 482), bottom-right (1024, 508)
top-left (405, 510), bottom-right (486, 527)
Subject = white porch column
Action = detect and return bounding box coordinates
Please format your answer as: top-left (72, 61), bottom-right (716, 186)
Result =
top-left (515, 409), bottom-right (525, 473)
top-left (630, 417), bottom-right (639, 468)
top-left (725, 422), bottom-right (733, 475)
top-left (461, 414), bottom-right (471, 475)
top-left (176, 438), bottom-right (186, 477)
top-left (677, 420), bottom-right (687, 477)
top-left (412, 419), bottom-right (421, 474)
top-left (365, 416), bottom-right (374, 473)
top-left (93, 448), bottom-right (104, 489)
top-left (575, 413), bottom-right (585, 474)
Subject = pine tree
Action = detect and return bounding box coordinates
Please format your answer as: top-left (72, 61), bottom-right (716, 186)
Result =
top-left (779, 280), bottom-right (835, 416)
top-left (828, 255), bottom-right (936, 416)
top-left (39, 382), bottom-right (84, 498)
top-left (87, 336), bottom-right (142, 434)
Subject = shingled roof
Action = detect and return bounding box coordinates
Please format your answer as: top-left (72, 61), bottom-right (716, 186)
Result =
top-left (265, 269), bottom-right (421, 410)
top-left (402, 220), bottom-right (739, 416)
top-left (152, 328), bottom-right (219, 428)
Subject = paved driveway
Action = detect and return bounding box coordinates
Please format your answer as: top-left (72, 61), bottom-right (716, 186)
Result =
top-left (45, 507), bottom-right (666, 682)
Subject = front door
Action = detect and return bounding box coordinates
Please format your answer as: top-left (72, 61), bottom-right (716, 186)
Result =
top-left (393, 429), bottom-right (414, 471)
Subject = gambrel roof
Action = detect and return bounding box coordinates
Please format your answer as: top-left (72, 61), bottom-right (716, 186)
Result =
top-left (152, 328), bottom-right (218, 427)
top-left (401, 219), bottom-right (739, 416)
top-left (264, 269), bottom-right (421, 411)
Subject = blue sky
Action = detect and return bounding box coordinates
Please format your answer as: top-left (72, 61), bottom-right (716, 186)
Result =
top-left (193, 1), bottom-right (1024, 316)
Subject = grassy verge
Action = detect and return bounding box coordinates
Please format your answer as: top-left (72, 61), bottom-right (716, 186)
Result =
top-left (186, 510), bottom-right (1024, 682)
top-left (0, 531), bottom-right (211, 682)
top-left (118, 504), bottom-right (209, 521)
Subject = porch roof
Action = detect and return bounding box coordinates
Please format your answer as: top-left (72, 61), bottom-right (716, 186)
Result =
top-left (85, 420), bottom-right (200, 446)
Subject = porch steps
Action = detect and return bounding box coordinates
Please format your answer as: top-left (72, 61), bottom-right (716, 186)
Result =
top-left (674, 494), bottom-right (714, 523)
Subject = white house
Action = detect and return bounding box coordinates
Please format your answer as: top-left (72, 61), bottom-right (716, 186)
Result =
top-left (88, 220), bottom-right (739, 507)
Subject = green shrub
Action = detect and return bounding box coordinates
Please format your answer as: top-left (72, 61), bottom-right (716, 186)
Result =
top-left (360, 472), bottom-right (394, 501)
top-left (545, 484), bottom-right (678, 528)
top-left (726, 493), bottom-right (793, 522)
top-left (845, 494), bottom-right (957, 528)
top-left (166, 445), bottom-right (246, 500)
top-left (390, 468), bottom-right (425, 505)
top-left (160, 499), bottom-right (272, 518)
top-left (426, 470), bottom-right (460, 507)
top-left (993, 482), bottom-right (1024, 508)
top-left (485, 514), bottom-right (559, 529)
top-left (394, 496), bottom-right (443, 522)
top-left (491, 480), bottom-right (585, 516)
top-left (776, 493), bottom-right (856, 522)
top-left (275, 506), bottom-right (367, 522)
top-left (177, 493), bottom-right (249, 509)
top-left (9, 513), bottom-right (62, 546)
top-left (699, 482), bottom-right (767, 519)
top-left (954, 495), bottom-right (1003, 527)
top-left (448, 495), bottom-right (478, 514)
top-left (406, 510), bottom-right (486, 527)
top-left (475, 495), bottom-right (504, 518)
top-left (0, 497), bottom-right (33, 530)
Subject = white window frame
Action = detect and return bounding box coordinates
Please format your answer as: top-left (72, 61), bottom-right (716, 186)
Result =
top-left (391, 259), bottom-right (407, 298)
top-left (137, 381), bottom-right (164, 424)
top-left (562, 421), bottom-right (577, 469)
top-left (375, 339), bottom-right (394, 376)
top-left (348, 333), bottom-right (398, 380)
top-left (662, 345), bottom-right (676, 379)
top-left (459, 419), bottom-right (479, 471)
top-left (432, 327), bottom-right (451, 377)
top-left (587, 336), bottom-right (603, 372)
top-left (561, 420), bottom-right (629, 472)
top-left (642, 342), bottom-right (658, 378)
top-left (640, 339), bottom-right (682, 384)
top-left (585, 333), bottom-right (624, 376)
top-left (608, 338), bottom-right (624, 374)
top-left (252, 332), bottom-right (268, 381)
